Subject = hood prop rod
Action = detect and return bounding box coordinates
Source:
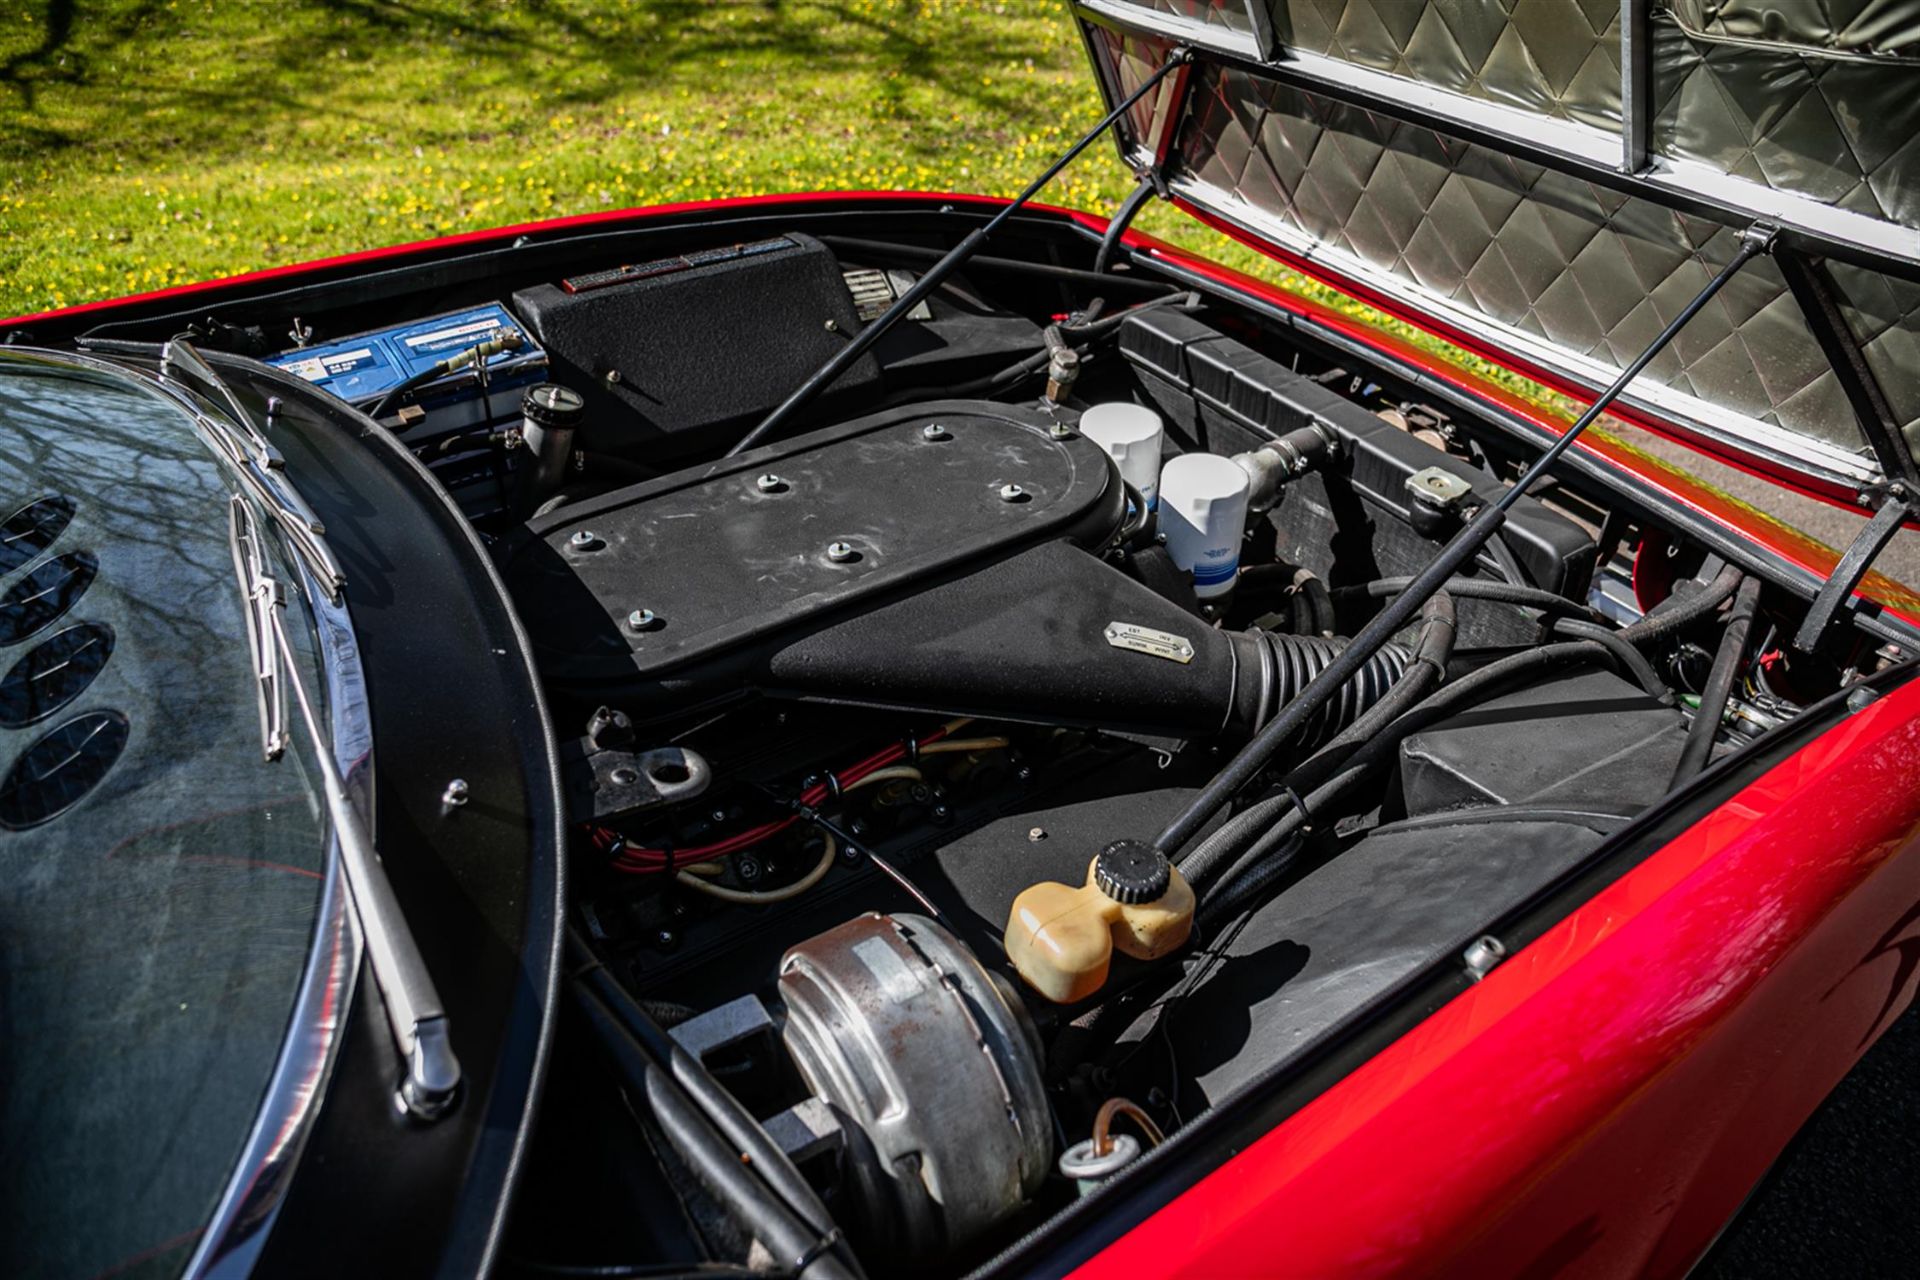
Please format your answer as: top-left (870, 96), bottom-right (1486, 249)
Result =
top-left (1150, 223), bottom-right (1777, 858)
top-left (1774, 247), bottom-right (1920, 652)
top-left (725, 49), bottom-right (1190, 457)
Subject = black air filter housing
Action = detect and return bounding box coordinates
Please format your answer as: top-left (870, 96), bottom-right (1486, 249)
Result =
top-left (511, 232), bottom-right (880, 462)
top-left (509, 400), bottom-right (1125, 712)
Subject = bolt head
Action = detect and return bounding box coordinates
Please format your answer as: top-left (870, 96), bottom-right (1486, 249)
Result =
top-left (1048, 421), bottom-right (1075, 440)
top-left (824, 318), bottom-right (840, 332)
top-left (826, 540), bottom-right (857, 563)
top-left (922, 423), bottom-right (949, 441)
top-left (441, 778), bottom-right (469, 807)
top-left (755, 473), bottom-right (786, 493)
top-left (626, 608), bottom-right (660, 632)
top-left (604, 369), bottom-right (622, 385)
top-left (999, 483), bottom-right (1027, 503)
top-left (608, 766), bottom-right (639, 786)
top-left (569, 529), bottom-right (600, 551)
top-left (1028, 826), bottom-right (1047, 842)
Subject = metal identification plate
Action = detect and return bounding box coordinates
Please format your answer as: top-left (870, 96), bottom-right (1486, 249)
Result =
top-left (1103, 621), bottom-right (1195, 664)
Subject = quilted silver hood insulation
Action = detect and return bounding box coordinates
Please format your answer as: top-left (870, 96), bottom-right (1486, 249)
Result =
top-left (1077, 1), bottom-right (1920, 488)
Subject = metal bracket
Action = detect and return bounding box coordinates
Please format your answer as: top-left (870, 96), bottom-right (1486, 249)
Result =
top-left (562, 740), bottom-right (711, 823)
top-left (1793, 492), bottom-right (1913, 653)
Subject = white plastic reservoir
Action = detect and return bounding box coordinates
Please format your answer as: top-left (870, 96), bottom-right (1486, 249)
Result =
top-left (1159, 452), bottom-right (1249, 599)
top-left (1078, 402), bottom-right (1164, 508)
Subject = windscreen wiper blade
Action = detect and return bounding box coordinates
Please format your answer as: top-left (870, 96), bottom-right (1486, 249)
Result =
top-left (227, 493), bottom-right (460, 1120)
top-left (227, 496), bottom-right (289, 762)
top-left (166, 339), bottom-right (345, 599)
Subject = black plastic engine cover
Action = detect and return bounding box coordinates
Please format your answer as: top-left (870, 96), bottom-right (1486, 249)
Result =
top-left (510, 400), bottom-right (1124, 708)
top-left (511, 232), bottom-right (881, 461)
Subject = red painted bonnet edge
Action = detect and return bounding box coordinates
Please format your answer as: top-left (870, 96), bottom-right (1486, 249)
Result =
top-left (1069, 675), bottom-right (1920, 1279)
top-left (0, 190), bottom-right (1098, 329)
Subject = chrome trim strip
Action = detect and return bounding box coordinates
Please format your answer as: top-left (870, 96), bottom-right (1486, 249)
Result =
top-left (1167, 176), bottom-right (1882, 491)
top-left (188, 845), bottom-right (359, 1279)
top-left (1079, 0), bottom-right (1266, 61)
top-left (1620, 0), bottom-right (1653, 173)
top-left (190, 544), bottom-right (374, 1278)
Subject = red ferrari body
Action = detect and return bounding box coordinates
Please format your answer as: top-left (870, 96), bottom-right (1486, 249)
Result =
top-left (9, 4), bottom-right (1920, 1276)
top-left (10, 185), bottom-right (1920, 1279)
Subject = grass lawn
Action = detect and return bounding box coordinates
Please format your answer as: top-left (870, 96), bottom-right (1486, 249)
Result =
top-left (1, 7), bottom-right (1907, 586)
top-left (0, 0), bottom-right (1557, 398)
top-left (1, 1), bottom-right (1175, 310)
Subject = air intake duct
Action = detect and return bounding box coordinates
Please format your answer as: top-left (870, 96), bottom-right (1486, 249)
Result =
top-left (759, 541), bottom-right (1410, 741)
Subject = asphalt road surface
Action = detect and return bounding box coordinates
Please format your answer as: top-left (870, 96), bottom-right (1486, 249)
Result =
top-left (1697, 997), bottom-right (1920, 1275)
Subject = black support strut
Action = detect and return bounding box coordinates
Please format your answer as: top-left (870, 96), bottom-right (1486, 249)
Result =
top-left (1774, 248), bottom-right (1918, 650)
top-left (726, 50), bottom-right (1188, 457)
top-left (1794, 497), bottom-right (1910, 653)
top-left (1150, 225), bottom-right (1777, 857)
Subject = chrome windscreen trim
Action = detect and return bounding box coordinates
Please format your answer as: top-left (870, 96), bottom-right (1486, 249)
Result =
top-left (187, 486), bottom-right (375, 1279)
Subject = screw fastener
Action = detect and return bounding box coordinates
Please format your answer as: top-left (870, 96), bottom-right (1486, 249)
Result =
top-left (440, 778), bottom-right (469, 814)
top-left (826, 541), bottom-right (857, 563)
top-left (922, 423), bottom-right (950, 441)
top-left (569, 530), bottom-right (601, 551)
top-left (1462, 934), bottom-right (1507, 981)
top-left (756, 473), bottom-right (787, 493)
top-left (627, 608), bottom-right (661, 632)
top-left (999, 483), bottom-right (1028, 503)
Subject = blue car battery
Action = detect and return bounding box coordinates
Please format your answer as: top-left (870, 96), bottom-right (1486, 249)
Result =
top-left (268, 302), bottom-right (545, 423)
top-left (267, 303), bottom-right (548, 518)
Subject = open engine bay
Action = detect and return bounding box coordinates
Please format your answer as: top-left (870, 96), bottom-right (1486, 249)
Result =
top-left (75, 208), bottom-right (1909, 1276)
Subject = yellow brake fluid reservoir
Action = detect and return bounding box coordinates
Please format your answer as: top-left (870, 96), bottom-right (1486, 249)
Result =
top-left (1004, 840), bottom-right (1195, 1003)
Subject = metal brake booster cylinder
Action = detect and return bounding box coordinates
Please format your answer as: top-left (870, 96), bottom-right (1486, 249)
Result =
top-left (776, 913), bottom-right (1052, 1260)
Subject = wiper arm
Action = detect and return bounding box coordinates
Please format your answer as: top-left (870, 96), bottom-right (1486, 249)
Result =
top-left (228, 494), bottom-right (461, 1119)
top-left (162, 338), bottom-right (283, 470)
top-left (165, 339), bottom-right (344, 599)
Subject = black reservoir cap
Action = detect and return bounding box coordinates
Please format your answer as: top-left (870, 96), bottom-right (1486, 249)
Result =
top-left (1094, 839), bottom-right (1172, 904)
